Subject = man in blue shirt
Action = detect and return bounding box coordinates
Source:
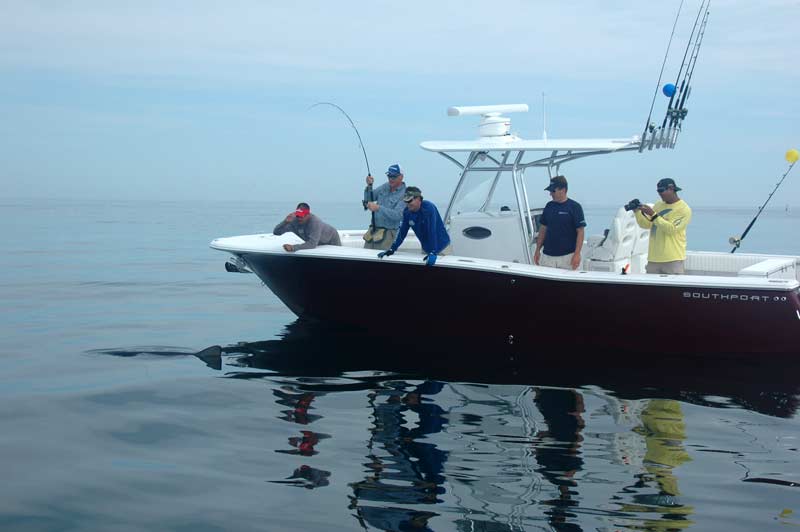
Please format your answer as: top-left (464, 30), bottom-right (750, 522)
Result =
top-left (363, 164), bottom-right (408, 250)
top-left (377, 186), bottom-right (451, 266)
top-left (534, 175), bottom-right (586, 270)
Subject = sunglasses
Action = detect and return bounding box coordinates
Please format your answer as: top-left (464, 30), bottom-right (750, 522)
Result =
top-left (656, 187), bottom-right (669, 193)
top-left (387, 174), bottom-right (401, 179)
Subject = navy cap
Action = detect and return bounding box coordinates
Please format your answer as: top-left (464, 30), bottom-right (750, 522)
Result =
top-left (657, 178), bottom-right (682, 192)
top-left (403, 186), bottom-right (422, 202)
top-left (544, 175), bottom-right (568, 192)
top-left (386, 164), bottom-right (404, 177)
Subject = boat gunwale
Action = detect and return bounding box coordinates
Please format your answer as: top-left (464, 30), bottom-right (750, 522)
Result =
top-left (210, 233), bottom-right (800, 293)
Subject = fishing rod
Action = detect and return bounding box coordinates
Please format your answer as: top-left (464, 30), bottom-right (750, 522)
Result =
top-left (729, 149), bottom-right (799, 253)
top-left (659, 1), bottom-right (710, 148)
top-left (670, 4), bottom-right (710, 130)
top-left (639, 0), bottom-right (685, 151)
top-left (308, 102), bottom-right (376, 223)
top-left (661, 0), bottom-right (709, 130)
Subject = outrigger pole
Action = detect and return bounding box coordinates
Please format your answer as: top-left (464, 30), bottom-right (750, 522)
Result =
top-left (729, 150), bottom-right (799, 253)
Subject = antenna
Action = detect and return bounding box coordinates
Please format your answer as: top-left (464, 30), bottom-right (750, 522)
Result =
top-left (542, 92), bottom-right (548, 141)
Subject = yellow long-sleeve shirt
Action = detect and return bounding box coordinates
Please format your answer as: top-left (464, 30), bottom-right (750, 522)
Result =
top-left (635, 199), bottom-right (692, 262)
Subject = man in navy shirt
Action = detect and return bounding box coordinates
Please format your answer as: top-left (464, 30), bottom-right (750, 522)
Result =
top-left (377, 186), bottom-right (451, 266)
top-left (534, 175), bottom-right (586, 270)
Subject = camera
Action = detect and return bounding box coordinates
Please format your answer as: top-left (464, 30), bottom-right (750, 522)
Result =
top-left (623, 198), bottom-right (641, 212)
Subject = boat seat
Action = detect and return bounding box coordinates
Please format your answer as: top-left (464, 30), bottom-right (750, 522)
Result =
top-left (738, 257), bottom-right (796, 279)
top-left (629, 210), bottom-right (651, 273)
top-left (584, 207), bottom-right (638, 271)
top-left (684, 252), bottom-right (770, 276)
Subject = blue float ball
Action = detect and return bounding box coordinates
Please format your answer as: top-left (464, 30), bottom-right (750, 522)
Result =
top-left (663, 83), bottom-right (676, 97)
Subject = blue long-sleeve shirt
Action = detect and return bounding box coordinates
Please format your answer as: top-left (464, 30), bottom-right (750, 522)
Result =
top-left (390, 200), bottom-right (451, 254)
top-left (363, 182), bottom-right (406, 229)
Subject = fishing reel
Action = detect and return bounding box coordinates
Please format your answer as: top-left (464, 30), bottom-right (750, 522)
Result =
top-left (667, 107), bottom-right (689, 121)
top-left (363, 182), bottom-right (373, 210)
top-left (728, 236), bottom-right (742, 248)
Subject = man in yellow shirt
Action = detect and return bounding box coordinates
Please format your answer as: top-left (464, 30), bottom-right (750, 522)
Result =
top-left (635, 178), bottom-right (692, 274)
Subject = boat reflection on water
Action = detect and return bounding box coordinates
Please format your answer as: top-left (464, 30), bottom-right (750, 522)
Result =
top-left (348, 381), bottom-right (446, 531)
top-left (268, 383), bottom-right (332, 489)
top-left (531, 387), bottom-right (586, 530)
top-left (220, 319), bottom-right (799, 420)
top-left (93, 321), bottom-right (799, 529)
top-left (215, 320), bottom-right (797, 531)
top-left (615, 399), bottom-right (695, 531)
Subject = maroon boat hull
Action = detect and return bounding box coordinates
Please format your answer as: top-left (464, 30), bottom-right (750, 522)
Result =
top-left (242, 253), bottom-right (800, 356)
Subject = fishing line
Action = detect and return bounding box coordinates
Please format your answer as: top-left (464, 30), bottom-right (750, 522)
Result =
top-left (729, 151), bottom-right (798, 253)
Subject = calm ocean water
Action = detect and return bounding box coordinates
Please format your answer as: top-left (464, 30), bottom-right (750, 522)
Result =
top-left (1, 198), bottom-right (799, 531)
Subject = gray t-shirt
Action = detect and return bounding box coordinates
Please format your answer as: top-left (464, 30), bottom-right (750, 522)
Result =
top-left (273, 214), bottom-right (341, 250)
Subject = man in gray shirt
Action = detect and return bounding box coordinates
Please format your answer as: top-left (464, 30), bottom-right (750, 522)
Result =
top-left (363, 164), bottom-right (408, 250)
top-left (274, 203), bottom-right (341, 252)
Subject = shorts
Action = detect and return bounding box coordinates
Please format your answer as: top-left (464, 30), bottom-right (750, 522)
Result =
top-left (646, 260), bottom-right (685, 274)
top-left (540, 252), bottom-right (575, 270)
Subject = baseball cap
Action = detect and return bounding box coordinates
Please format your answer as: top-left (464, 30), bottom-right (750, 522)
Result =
top-left (294, 207), bottom-right (310, 218)
top-left (386, 164), bottom-right (404, 178)
top-left (657, 178), bottom-right (682, 192)
top-left (544, 175), bottom-right (568, 192)
top-left (403, 186), bottom-right (422, 202)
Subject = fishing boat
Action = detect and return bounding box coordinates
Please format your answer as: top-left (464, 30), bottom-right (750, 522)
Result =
top-left (210, 3), bottom-right (800, 356)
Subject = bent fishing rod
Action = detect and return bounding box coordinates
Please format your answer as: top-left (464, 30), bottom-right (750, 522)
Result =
top-left (308, 102), bottom-right (372, 177)
top-left (308, 102), bottom-right (375, 222)
top-left (729, 149), bottom-right (798, 253)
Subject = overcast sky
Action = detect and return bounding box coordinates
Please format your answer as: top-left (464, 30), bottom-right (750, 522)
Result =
top-left (1, 0), bottom-right (798, 206)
